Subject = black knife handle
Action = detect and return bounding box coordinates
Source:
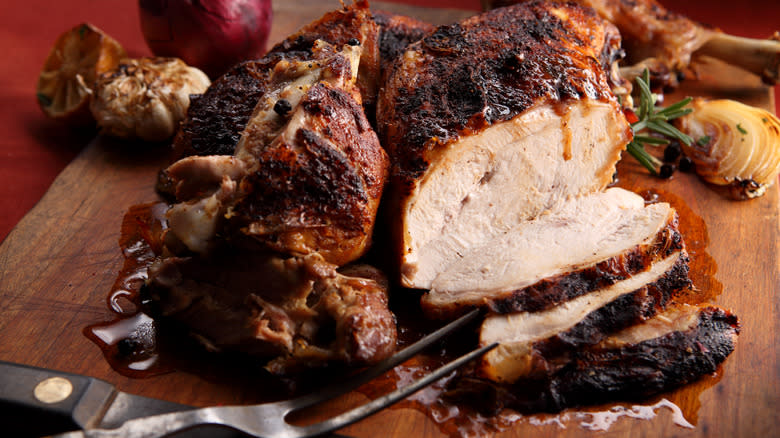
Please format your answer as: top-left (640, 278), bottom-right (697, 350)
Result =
top-left (0, 360), bottom-right (116, 438)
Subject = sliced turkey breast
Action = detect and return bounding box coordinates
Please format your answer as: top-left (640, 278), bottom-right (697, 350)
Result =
top-left (403, 103), bottom-right (630, 289)
top-left (420, 188), bottom-right (683, 318)
top-left (377, 1), bottom-right (631, 289)
top-left (477, 251), bottom-right (689, 383)
top-left (450, 305), bottom-right (739, 414)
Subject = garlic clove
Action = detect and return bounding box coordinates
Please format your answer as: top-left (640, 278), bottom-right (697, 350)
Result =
top-left (90, 57), bottom-right (211, 142)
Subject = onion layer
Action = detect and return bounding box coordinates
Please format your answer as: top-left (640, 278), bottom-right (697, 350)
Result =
top-left (677, 98), bottom-right (780, 199)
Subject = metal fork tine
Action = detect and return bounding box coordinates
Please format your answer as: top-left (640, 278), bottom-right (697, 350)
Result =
top-left (283, 308), bottom-right (483, 413)
top-left (52, 309), bottom-right (488, 438)
top-left (299, 342), bottom-right (499, 438)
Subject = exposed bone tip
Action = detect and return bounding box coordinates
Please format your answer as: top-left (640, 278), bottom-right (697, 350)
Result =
top-left (698, 32), bottom-right (780, 86)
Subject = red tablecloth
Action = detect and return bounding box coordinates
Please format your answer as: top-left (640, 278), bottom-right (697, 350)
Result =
top-left (1, 0), bottom-right (777, 242)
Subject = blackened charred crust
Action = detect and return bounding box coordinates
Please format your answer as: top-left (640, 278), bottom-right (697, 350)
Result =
top-left (171, 1), bottom-right (380, 161)
top-left (270, 0), bottom-right (380, 107)
top-left (522, 257), bottom-right (692, 376)
top-left (237, 129), bottom-right (368, 232)
top-left (372, 10), bottom-right (435, 76)
top-left (173, 59), bottom-right (279, 159)
top-left (523, 307), bottom-right (739, 413)
top-left (270, 0), bottom-right (374, 56)
top-left (450, 306), bottom-right (739, 413)
top-left (378, 0), bottom-right (624, 186)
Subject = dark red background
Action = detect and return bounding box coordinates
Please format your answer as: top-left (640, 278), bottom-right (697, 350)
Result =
top-left (1, 0), bottom-right (777, 243)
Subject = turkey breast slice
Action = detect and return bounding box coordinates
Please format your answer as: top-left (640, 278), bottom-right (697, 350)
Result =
top-left (421, 188), bottom-right (682, 318)
top-left (402, 101), bottom-right (628, 289)
top-left (478, 250), bottom-right (687, 383)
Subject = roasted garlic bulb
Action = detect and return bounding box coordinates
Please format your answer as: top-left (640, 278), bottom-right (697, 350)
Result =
top-left (90, 57), bottom-right (210, 141)
top-left (676, 98), bottom-right (780, 199)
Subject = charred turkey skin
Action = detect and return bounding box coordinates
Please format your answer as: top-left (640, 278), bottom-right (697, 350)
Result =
top-left (371, 10), bottom-right (436, 80)
top-left (229, 79), bottom-right (389, 266)
top-left (450, 305), bottom-right (739, 413)
top-left (168, 1), bottom-right (380, 165)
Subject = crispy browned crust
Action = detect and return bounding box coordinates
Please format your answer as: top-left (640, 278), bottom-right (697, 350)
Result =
top-left (229, 82), bottom-right (389, 266)
top-left (451, 306), bottom-right (739, 413)
top-left (170, 58), bottom-right (279, 160)
top-left (169, 1), bottom-right (380, 164)
top-left (378, 0), bottom-right (626, 190)
top-left (488, 0), bottom-right (714, 88)
top-left (270, 0), bottom-right (381, 108)
top-left (476, 255), bottom-right (691, 380)
top-left (372, 11), bottom-right (435, 78)
top-left (421, 212), bottom-right (686, 319)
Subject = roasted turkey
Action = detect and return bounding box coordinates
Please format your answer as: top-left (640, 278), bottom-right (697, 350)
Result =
top-left (379, 0), bottom-right (737, 408)
top-left (485, 0), bottom-right (780, 88)
top-left (138, 0), bottom-right (739, 410)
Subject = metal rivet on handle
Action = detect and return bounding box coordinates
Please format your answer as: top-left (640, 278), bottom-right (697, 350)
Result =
top-left (33, 377), bottom-right (73, 404)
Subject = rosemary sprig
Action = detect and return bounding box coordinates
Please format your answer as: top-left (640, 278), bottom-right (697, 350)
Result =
top-left (626, 70), bottom-right (694, 175)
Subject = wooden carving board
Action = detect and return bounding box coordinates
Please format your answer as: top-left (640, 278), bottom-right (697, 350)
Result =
top-left (0, 2), bottom-right (776, 437)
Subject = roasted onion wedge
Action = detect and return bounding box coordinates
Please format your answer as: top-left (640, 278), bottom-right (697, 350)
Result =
top-left (676, 98), bottom-right (780, 199)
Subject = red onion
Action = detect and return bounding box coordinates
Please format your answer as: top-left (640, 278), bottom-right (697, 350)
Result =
top-left (138, 0), bottom-right (273, 78)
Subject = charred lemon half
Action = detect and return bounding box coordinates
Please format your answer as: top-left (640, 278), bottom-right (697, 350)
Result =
top-left (36, 23), bottom-right (126, 125)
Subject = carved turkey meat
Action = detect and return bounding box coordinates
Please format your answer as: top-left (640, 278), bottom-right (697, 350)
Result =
top-left (379, 1), bottom-right (632, 292)
top-left (379, 0), bottom-right (737, 402)
top-left (451, 304), bottom-right (740, 413)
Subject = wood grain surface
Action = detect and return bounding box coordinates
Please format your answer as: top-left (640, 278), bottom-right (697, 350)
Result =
top-left (0, 2), bottom-right (777, 437)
